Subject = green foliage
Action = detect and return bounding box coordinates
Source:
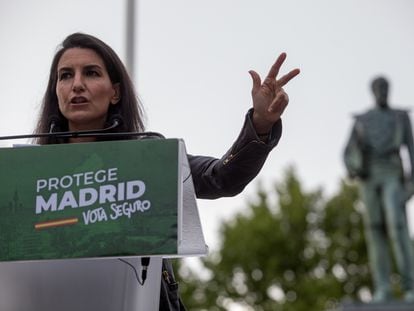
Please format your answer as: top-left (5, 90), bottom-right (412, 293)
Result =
top-left (176, 167), bottom-right (371, 310)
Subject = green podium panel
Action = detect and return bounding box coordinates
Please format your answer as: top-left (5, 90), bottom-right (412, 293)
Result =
top-left (0, 139), bottom-right (181, 261)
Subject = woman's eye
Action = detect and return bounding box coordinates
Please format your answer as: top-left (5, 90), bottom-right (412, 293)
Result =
top-left (86, 70), bottom-right (100, 77)
top-left (59, 72), bottom-right (72, 80)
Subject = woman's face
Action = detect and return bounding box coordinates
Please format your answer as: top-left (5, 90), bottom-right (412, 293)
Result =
top-left (56, 48), bottom-right (119, 131)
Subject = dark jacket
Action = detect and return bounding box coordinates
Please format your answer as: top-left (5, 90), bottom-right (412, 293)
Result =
top-left (159, 109), bottom-right (282, 310)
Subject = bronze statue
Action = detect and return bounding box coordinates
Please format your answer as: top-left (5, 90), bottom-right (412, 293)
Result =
top-left (344, 76), bottom-right (414, 302)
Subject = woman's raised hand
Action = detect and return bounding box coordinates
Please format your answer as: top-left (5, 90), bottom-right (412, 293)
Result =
top-left (248, 53), bottom-right (300, 134)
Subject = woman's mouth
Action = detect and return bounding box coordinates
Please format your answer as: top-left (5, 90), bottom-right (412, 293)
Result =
top-left (70, 96), bottom-right (88, 104)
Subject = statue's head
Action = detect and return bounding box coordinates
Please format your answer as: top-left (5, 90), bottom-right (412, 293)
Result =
top-left (371, 76), bottom-right (389, 108)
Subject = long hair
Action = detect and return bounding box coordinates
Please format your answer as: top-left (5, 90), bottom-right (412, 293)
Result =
top-left (33, 33), bottom-right (145, 144)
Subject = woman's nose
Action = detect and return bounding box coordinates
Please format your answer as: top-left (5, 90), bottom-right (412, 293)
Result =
top-left (72, 74), bottom-right (85, 92)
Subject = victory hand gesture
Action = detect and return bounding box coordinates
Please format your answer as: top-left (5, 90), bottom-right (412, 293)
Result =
top-left (248, 53), bottom-right (300, 134)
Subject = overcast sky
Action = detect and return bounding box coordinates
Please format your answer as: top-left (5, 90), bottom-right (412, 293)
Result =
top-left (1, 0), bottom-right (414, 249)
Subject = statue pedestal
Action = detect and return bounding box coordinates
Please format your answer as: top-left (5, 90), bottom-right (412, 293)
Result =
top-left (341, 302), bottom-right (414, 311)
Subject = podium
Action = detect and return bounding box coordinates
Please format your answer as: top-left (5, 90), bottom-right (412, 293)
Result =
top-left (0, 139), bottom-right (207, 310)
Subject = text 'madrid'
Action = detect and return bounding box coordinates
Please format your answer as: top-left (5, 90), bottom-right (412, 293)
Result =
top-left (34, 168), bottom-right (151, 228)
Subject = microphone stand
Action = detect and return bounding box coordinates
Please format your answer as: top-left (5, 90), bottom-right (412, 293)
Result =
top-left (0, 129), bottom-right (165, 141)
top-left (0, 117), bottom-right (165, 141)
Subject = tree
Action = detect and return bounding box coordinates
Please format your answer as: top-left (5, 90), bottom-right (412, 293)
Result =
top-left (176, 167), bottom-right (372, 310)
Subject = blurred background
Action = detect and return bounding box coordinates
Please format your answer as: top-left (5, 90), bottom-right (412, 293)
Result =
top-left (1, 1), bottom-right (414, 309)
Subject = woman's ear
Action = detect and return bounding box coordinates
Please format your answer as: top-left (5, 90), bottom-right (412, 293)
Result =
top-left (111, 83), bottom-right (121, 105)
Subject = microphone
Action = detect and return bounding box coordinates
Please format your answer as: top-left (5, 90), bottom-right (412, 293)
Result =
top-left (48, 115), bottom-right (61, 134)
top-left (0, 115), bottom-right (165, 141)
top-left (141, 257), bottom-right (150, 285)
top-left (103, 114), bottom-right (123, 132)
top-left (48, 114), bottom-right (121, 135)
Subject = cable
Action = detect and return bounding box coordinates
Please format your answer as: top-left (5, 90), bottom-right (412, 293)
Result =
top-left (118, 257), bottom-right (151, 286)
top-left (118, 258), bottom-right (144, 286)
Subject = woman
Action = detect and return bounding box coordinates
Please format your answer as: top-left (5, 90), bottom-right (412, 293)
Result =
top-left (34, 33), bottom-right (299, 310)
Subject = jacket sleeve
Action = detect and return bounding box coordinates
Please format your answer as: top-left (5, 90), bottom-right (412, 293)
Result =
top-left (188, 109), bottom-right (282, 199)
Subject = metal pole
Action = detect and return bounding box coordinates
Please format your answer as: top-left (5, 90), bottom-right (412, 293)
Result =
top-left (126, 0), bottom-right (136, 80)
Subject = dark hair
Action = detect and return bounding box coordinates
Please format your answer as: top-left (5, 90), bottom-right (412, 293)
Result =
top-left (34, 32), bottom-right (145, 144)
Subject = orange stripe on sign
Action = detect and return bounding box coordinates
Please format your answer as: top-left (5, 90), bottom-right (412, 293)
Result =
top-left (35, 217), bottom-right (79, 230)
